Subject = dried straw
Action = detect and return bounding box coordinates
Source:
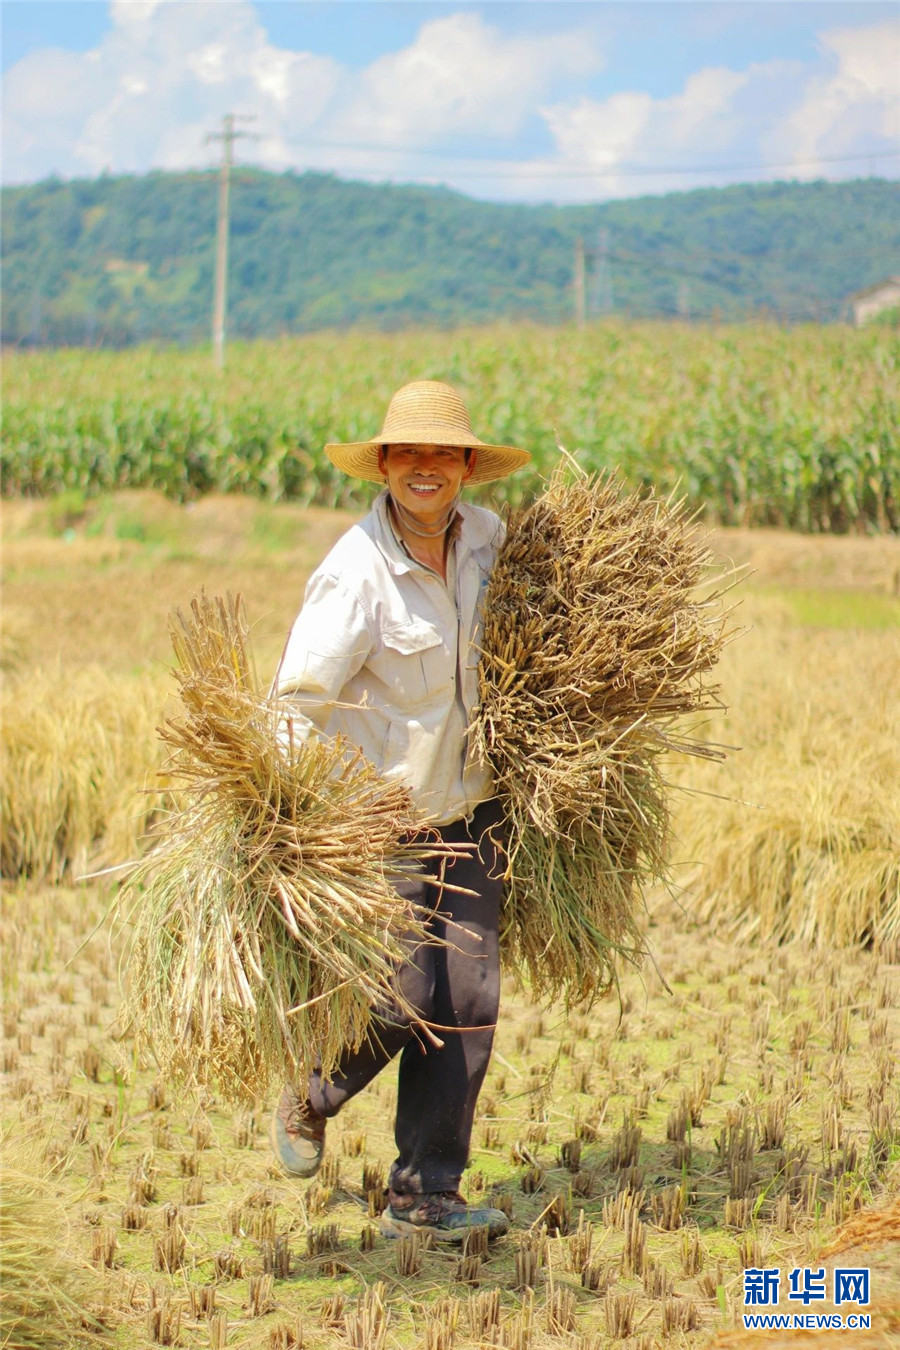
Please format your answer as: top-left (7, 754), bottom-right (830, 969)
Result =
top-left (116, 593), bottom-right (447, 1106)
top-left (677, 609), bottom-right (900, 956)
top-left (477, 463), bottom-right (730, 1005)
top-left (0, 1129), bottom-right (113, 1349)
top-left (0, 665), bottom-right (167, 882)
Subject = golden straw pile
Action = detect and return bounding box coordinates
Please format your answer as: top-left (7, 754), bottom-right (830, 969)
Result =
top-left (476, 464), bottom-right (730, 1005)
top-left (116, 594), bottom-right (444, 1106)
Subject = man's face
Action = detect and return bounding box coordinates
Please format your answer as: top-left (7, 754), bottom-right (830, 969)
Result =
top-left (378, 443), bottom-right (476, 524)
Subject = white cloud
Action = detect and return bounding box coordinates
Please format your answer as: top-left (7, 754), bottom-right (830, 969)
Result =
top-left (108, 1), bottom-right (166, 27)
top-left (1, 3), bottom-right (598, 185)
top-left (1, 4), bottom-right (897, 201)
top-left (187, 43), bottom-right (230, 87)
top-left (329, 12), bottom-right (601, 147)
top-left (781, 20), bottom-right (900, 169)
top-left (527, 19), bottom-right (897, 202)
top-left (665, 66), bottom-right (750, 145)
top-left (541, 91), bottom-right (652, 170)
top-left (536, 62), bottom-right (760, 198)
top-left (2, 0), bottom-right (341, 182)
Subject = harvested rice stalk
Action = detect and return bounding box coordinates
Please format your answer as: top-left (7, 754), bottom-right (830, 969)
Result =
top-left (0, 1129), bottom-right (114, 1349)
top-left (116, 593), bottom-right (447, 1106)
top-left (477, 463), bottom-right (729, 1005)
top-left (681, 621), bottom-right (900, 955)
top-left (0, 665), bottom-right (167, 882)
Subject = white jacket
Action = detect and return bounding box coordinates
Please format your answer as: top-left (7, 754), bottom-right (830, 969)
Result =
top-left (274, 491), bottom-right (504, 825)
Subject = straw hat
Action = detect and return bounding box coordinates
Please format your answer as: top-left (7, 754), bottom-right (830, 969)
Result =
top-left (325, 380), bottom-right (531, 485)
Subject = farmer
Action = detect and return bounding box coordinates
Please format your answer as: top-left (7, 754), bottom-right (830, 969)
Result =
top-left (270, 380), bottom-right (530, 1242)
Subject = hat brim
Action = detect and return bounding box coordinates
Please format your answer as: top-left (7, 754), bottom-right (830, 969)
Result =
top-left (325, 439), bottom-right (531, 485)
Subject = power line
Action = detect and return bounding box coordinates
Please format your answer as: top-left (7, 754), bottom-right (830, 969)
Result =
top-left (281, 141), bottom-right (900, 181)
top-left (600, 244), bottom-right (841, 309)
top-left (568, 230), bottom-right (896, 319)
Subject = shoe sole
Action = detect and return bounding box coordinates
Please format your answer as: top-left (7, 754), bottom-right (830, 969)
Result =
top-left (379, 1213), bottom-right (506, 1244)
top-left (268, 1114), bottom-right (324, 1179)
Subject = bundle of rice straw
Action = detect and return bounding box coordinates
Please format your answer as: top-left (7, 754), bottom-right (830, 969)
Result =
top-left (116, 593), bottom-right (447, 1106)
top-left (476, 463), bottom-right (730, 1006)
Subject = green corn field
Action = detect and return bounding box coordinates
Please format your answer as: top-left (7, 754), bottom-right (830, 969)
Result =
top-left (3, 321), bottom-right (898, 532)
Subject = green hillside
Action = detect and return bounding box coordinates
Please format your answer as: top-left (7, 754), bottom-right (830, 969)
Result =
top-left (2, 170), bottom-right (898, 346)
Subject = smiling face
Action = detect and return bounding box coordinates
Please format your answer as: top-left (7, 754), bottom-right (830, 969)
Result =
top-left (378, 443), bottom-right (476, 526)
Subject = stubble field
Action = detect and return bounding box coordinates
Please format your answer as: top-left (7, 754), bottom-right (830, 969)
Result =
top-left (2, 486), bottom-right (898, 1350)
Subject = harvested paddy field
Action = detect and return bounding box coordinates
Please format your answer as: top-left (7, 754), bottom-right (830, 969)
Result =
top-left (3, 880), bottom-right (899, 1349)
top-left (2, 493), bottom-right (898, 1349)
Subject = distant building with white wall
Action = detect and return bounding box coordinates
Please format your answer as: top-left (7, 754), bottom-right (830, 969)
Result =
top-left (848, 277), bottom-right (900, 326)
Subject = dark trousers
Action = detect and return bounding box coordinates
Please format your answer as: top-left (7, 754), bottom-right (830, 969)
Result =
top-left (307, 797), bottom-right (505, 1195)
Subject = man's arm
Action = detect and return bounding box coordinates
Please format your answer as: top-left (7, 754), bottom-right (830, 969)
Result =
top-left (274, 572), bottom-right (373, 738)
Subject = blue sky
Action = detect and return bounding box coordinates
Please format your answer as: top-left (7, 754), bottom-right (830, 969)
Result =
top-left (3, 2), bottom-right (897, 201)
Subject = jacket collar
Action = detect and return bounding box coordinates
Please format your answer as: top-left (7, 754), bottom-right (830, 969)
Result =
top-left (366, 490), bottom-right (497, 576)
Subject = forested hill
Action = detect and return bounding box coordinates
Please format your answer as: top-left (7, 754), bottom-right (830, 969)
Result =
top-left (2, 170), bottom-right (898, 347)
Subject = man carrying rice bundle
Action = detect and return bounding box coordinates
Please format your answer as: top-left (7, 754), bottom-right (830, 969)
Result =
top-left (270, 380), bottom-right (530, 1243)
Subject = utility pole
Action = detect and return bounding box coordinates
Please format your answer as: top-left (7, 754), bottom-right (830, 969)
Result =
top-left (593, 228), bottom-right (612, 317)
top-left (206, 112), bottom-right (256, 371)
top-left (574, 237), bottom-right (586, 327)
top-left (678, 280), bottom-right (691, 322)
top-left (28, 288), bottom-right (42, 346)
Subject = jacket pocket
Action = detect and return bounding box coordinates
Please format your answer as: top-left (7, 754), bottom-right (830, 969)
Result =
top-left (377, 620), bottom-right (453, 710)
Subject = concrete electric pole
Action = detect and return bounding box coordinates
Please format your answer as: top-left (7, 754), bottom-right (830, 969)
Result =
top-left (574, 237), bottom-right (586, 328)
top-left (593, 229), bottom-right (612, 317)
top-left (206, 113), bottom-right (256, 371)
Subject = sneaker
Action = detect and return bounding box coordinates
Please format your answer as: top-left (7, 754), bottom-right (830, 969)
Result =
top-left (380, 1190), bottom-right (509, 1243)
top-left (269, 1086), bottom-right (326, 1179)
